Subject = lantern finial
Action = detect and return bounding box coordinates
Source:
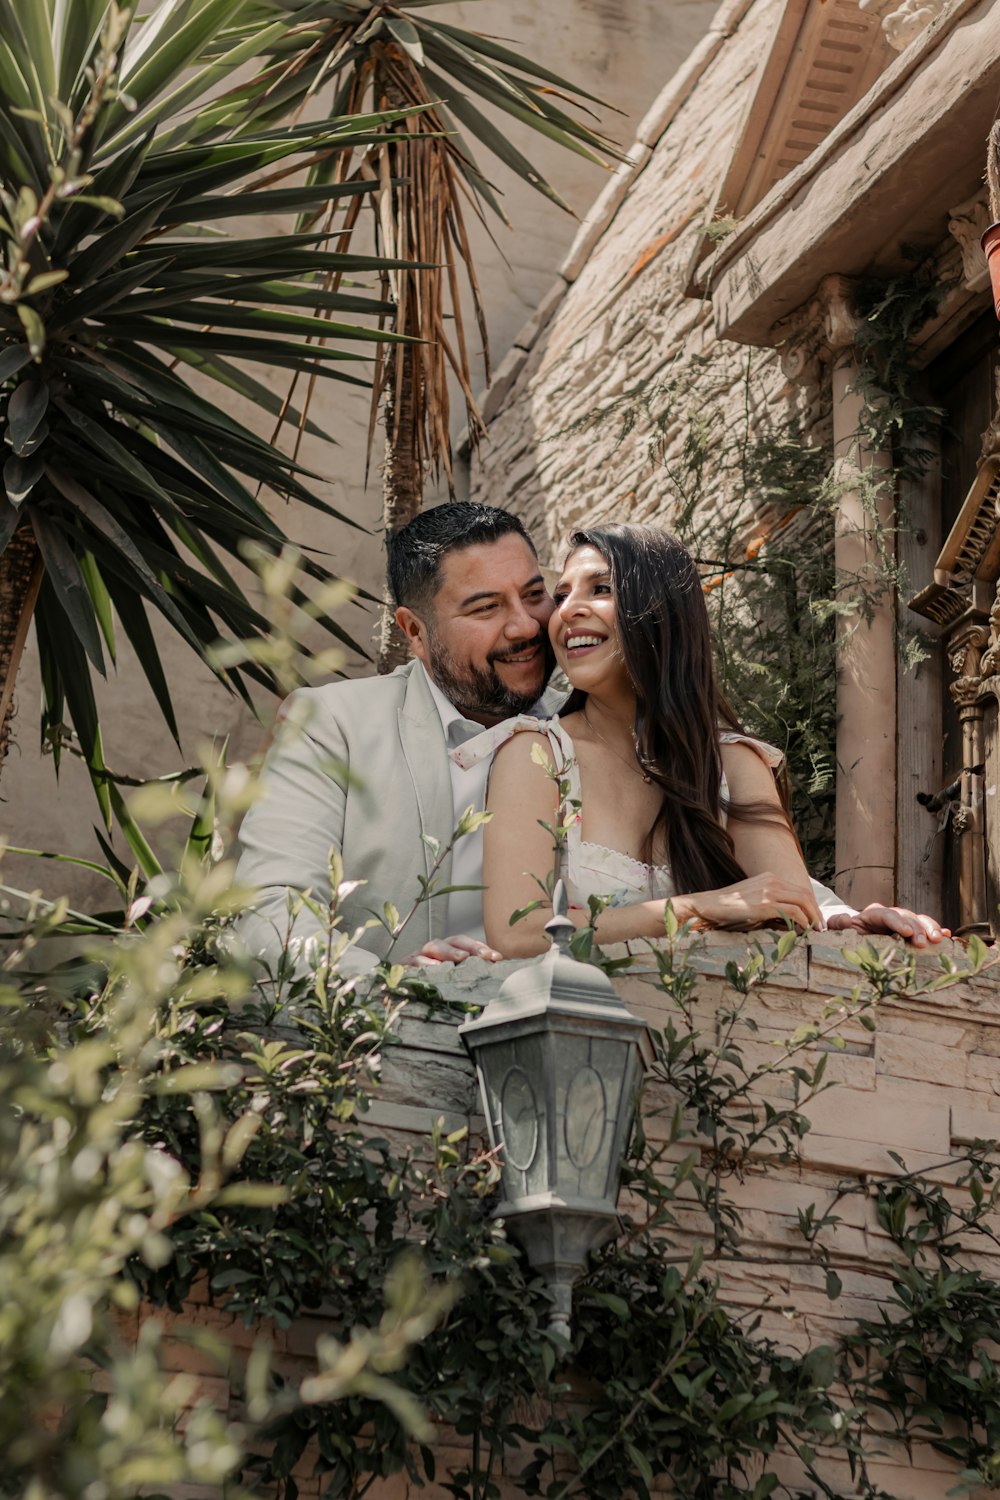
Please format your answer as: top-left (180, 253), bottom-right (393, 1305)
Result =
top-left (545, 879), bottom-right (575, 955)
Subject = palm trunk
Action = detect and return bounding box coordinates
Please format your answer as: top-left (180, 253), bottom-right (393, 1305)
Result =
top-left (377, 340), bottom-right (425, 672)
top-left (0, 525), bottom-right (43, 774)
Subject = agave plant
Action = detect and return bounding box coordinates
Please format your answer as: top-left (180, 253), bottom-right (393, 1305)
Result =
top-left (0, 0), bottom-right (419, 826)
top-left (211, 0), bottom-right (623, 665)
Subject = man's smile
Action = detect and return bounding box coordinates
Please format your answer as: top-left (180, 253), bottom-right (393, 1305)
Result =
top-left (492, 640), bottom-right (543, 668)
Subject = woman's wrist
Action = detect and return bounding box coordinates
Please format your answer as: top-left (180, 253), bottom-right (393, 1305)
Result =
top-left (664, 893), bottom-right (710, 932)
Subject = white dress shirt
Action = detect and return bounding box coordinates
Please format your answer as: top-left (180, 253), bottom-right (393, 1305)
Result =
top-left (421, 664), bottom-right (570, 941)
top-left (421, 666), bottom-right (493, 940)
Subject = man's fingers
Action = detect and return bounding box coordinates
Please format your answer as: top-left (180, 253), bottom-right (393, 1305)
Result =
top-left (407, 936), bottom-right (503, 966)
top-left (443, 934), bottom-right (504, 960)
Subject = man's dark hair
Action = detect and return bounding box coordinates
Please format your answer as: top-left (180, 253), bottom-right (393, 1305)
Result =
top-left (387, 502), bottom-right (535, 613)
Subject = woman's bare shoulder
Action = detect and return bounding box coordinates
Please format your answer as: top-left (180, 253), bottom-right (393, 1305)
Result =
top-left (720, 738), bottom-right (782, 799)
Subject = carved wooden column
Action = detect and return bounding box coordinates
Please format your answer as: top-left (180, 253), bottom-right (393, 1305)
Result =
top-left (779, 275), bottom-right (897, 908)
top-left (909, 390), bottom-right (1000, 935)
top-left (948, 620), bottom-right (990, 932)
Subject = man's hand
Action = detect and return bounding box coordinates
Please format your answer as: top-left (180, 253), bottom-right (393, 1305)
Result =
top-left (825, 904), bottom-right (950, 947)
top-left (402, 934), bottom-right (504, 967)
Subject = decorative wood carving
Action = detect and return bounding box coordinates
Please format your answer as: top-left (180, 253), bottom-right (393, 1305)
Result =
top-left (980, 370), bottom-right (1000, 463)
top-left (909, 443), bottom-right (1000, 933)
top-left (908, 455), bottom-right (1000, 630)
top-left (858, 0), bottom-right (949, 52)
top-left (947, 194), bottom-right (992, 295)
top-left (687, 0), bottom-right (895, 295)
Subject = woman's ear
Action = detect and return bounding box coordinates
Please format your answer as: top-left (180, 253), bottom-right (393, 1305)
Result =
top-left (395, 605), bottom-right (429, 664)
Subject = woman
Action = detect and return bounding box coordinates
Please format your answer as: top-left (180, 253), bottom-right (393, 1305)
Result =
top-left (471, 524), bottom-right (945, 959)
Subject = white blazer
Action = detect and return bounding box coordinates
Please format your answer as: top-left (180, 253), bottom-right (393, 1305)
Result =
top-left (234, 662), bottom-right (457, 976)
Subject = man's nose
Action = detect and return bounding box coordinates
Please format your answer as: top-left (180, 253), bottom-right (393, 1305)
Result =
top-left (505, 596), bottom-right (540, 637)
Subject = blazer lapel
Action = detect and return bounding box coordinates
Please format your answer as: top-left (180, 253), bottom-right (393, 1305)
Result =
top-left (397, 663), bottom-right (454, 941)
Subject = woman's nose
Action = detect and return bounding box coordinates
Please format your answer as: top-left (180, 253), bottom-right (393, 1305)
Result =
top-left (558, 592), bottom-right (585, 618)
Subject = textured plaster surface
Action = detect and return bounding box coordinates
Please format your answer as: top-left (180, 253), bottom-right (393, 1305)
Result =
top-left (468, 0), bottom-right (791, 566)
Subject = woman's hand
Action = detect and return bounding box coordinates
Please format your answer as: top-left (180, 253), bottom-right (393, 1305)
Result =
top-left (681, 872), bottom-right (822, 932)
top-left (825, 905), bottom-right (950, 947)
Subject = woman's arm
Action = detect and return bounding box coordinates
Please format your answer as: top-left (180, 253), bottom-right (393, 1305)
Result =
top-left (484, 735), bottom-right (822, 959)
top-left (483, 731), bottom-right (561, 958)
top-left (689, 741), bottom-right (822, 930)
top-left (483, 731), bottom-right (672, 957)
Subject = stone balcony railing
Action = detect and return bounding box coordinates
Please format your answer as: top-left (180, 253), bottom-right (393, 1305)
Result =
top-left (147, 931), bottom-right (1000, 1500)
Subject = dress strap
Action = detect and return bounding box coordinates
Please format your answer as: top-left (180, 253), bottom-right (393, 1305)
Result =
top-left (449, 715), bottom-right (583, 866)
top-left (718, 730), bottom-right (784, 770)
top-left (448, 713), bottom-right (552, 770)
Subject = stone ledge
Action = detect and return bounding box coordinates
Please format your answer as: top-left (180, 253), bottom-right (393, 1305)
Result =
top-left (415, 929), bottom-right (987, 1018)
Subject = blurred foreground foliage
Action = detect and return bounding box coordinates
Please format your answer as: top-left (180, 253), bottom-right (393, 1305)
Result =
top-left (3, 553), bottom-right (1000, 1499)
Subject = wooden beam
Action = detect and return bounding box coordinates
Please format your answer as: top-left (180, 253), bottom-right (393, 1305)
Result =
top-left (707, 0), bottom-right (1000, 345)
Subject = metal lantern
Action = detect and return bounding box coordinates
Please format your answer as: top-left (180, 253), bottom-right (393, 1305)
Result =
top-left (458, 883), bottom-right (654, 1339)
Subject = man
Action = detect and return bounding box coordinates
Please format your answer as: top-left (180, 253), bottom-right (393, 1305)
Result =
top-left (235, 502), bottom-right (946, 976)
top-left (235, 504), bottom-right (559, 975)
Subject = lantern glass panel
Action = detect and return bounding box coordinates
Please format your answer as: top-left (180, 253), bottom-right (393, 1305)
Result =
top-left (478, 1033), bottom-right (548, 1200)
top-left (556, 1033), bottom-right (631, 1202)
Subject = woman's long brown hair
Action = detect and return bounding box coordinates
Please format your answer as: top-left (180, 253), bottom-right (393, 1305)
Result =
top-left (565, 523), bottom-right (790, 894)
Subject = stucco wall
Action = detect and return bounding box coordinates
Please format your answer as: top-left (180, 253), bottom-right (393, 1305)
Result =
top-left (2, 1), bottom-right (717, 912)
top-left (467, 0), bottom-right (797, 563)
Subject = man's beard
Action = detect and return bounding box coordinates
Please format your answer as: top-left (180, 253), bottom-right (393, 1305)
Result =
top-left (428, 632), bottom-right (553, 718)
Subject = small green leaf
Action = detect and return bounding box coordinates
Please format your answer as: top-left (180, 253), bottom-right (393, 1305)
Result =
top-left (16, 303), bottom-right (45, 357)
top-left (967, 931), bottom-right (987, 971)
top-left (0, 344), bottom-right (31, 383)
top-left (3, 452), bottom-right (43, 505)
top-left (386, 16), bottom-right (425, 65)
top-left (24, 269), bottom-right (69, 295)
top-left (213, 1183), bottom-right (291, 1208)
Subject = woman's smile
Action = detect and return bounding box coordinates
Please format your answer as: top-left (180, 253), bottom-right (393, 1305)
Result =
top-left (562, 631), bottom-right (607, 659)
top-left (549, 543), bottom-right (625, 687)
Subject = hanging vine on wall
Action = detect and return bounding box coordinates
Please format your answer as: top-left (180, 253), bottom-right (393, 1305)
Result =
top-left (7, 549), bottom-right (997, 1500)
top-left (19, 882), bottom-right (997, 1500)
top-left (554, 272), bottom-right (945, 883)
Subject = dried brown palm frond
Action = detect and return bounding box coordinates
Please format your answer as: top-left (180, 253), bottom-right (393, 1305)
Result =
top-left (230, 4), bottom-right (621, 486)
top-left (221, 2), bottom-right (623, 664)
top-left (987, 120), bottom-right (1000, 222)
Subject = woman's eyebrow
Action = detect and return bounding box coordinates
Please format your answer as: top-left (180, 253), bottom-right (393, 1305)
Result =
top-left (559, 567), bottom-right (611, 584)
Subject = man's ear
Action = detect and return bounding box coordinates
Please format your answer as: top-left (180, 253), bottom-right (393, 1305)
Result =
top-left (395, 605), bottom-right (429, 664)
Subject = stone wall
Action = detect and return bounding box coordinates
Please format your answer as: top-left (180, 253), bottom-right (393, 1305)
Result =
top-left (148, 931), bottom-right (1000, 1499)
top-left (2, 1), bottom-right (716, 916)
top-left (467, 0), bottom-right (806, 565)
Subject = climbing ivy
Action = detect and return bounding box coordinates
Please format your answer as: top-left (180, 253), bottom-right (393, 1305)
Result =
top-left (556, 272), bottom-right (944, 882)
top-left (6, 534), bottom-right (998, 1500)
top-left (12, 850), bottom-right (995, 1500)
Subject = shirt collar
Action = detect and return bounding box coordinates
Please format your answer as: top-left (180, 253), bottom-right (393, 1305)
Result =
top-left (420, 663), bottom-right (483, 750)
top-left (418, 661), bottom-right (567, 750)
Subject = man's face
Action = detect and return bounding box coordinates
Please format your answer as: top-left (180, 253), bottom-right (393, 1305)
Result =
top-left (396, 535), bottom-right (554, 723)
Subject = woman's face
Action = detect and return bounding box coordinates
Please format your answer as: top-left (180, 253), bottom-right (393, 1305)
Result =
top-left (549, 544), bottom-right (630, 693)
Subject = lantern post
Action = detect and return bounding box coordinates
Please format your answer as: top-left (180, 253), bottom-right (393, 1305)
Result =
top-left (459, 883), bottom-right (654, 1339)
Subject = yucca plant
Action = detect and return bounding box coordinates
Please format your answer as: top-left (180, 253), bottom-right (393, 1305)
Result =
top-left (0, 0), bottom-right (419, 829)
top-left (212, 0), bottom-right (623, 666)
